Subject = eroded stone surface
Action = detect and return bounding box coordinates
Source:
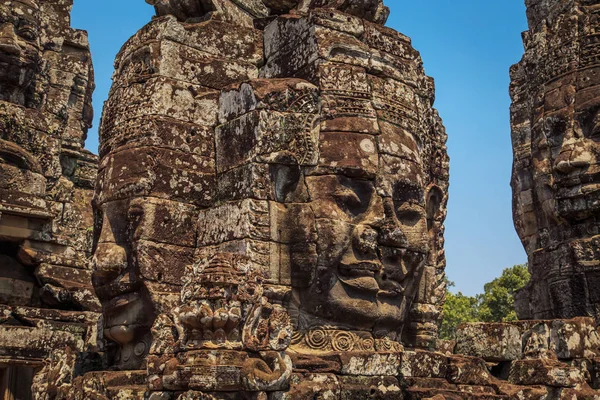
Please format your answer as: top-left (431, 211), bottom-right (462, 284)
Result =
top-left (80, 0), bottom-right (450, 398)
top-left (455, 323), bottom-right (522, 362)
top-left (0, 0), bottom-right (100, 393)
top-left (18, 0), bottom-right (600, 398)
top-left (510, 0), bottom-right (600, 321)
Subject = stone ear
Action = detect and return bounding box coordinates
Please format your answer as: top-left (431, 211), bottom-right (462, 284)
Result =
top-left (270, 163), bottom-right (301, 203)
top-left (426, 186), bottom-right (443, 230)
top-left (269, 152), bottom-right (301, 203)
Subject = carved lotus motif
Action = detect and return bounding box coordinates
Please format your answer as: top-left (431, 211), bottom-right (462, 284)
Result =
top-left (331, 331), bottom-right (355, 352)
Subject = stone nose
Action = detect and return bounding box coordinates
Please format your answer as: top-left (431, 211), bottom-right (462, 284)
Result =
top-left (0, 23), bottom-right (21, 55)
top-left (553, 143), bottom-right (592, 175)
top-left (352, 204), bottom-right (409, 252)
top-left (90, 244), bottom-right (128, 287)
top-left (378, 222), bottom-right (408, 248)
top-left (352, 225), bottom-right (379, 256)
top-left (378, 198), bottom-right (409, 248)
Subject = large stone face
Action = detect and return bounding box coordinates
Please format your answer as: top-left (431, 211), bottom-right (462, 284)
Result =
top-left (510, 0), bottom-right (600, 320)
top-left (12, 0), bottom-right (600, 399)
top-left (92, 9), bottom-right (265, 370)
top-left (0, 0), bottom-right (99, 395)
top-left (253, 10), bottom-right (449, 348)
top-left (88, 0), bottom-right (449, 397)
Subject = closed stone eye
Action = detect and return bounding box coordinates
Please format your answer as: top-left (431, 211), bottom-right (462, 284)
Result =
top-left (334, 187), bottom-right (362, 209)
top-left (395, 205), bottom-right (423, 226)
top-left (128, 205), bottom-right (144, 220)
top-left (17, 26), bottom-right (36, 41)
top-left (334, 181), bottom-right (374, 217)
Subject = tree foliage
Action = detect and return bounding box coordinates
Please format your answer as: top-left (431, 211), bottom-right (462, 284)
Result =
top-left (478, 264), bottom-right (530, 323)
top-left (439, 284), bottom-right (479, 340)
top-left (439, 265), bottom-right (530, 340)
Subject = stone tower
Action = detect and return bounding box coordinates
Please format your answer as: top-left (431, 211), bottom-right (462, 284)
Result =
top-left (511, 0), bottom-right (600, 320)
top-left (17, 1), bottom-right (600, 399)
top-left (83, 0), bottom-right (450, 397)
top-left (0, 0), bottom-right (99, 397)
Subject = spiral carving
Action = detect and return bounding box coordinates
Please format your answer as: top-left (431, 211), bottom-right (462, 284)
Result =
top-left (331, 331), bottom-right (355, 352)
top-left (305, 329), bottom-right (329, 350)
top-left (359, 337), bottom-right (375, 351)
top-left (291, 331), bottom-right (304, 346)
top-left (376, 337), bottom-right (394, 352)
top-left (375, 337), bottom-right (403, 352)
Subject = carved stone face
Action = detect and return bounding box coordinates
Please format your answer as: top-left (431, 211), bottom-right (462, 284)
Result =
top-left (511, 1), bottom-right (600, 319)
top-left (92, 196), bottom-right (154, 370)
top-left (92, 141), bottom-right (200, 369)
top-left (521, 75), bottom-right (600, 317)
top-left (522, 70), bottom-right (600, 233)
top-left (0, 1), bottom-right (46, 215)
top-left (91, 145), bottom-right (168, 370)
top-left (544, 93), bottom-right (600, 222)
top-left (0, 0), bottom-right (41, 107)
top-left (513, 1), bottom-right (600, 239)
top-left (290, 131), bottom-right (430, 337)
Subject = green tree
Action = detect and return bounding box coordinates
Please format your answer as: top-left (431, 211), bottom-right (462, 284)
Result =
top-left (477, 264), bottom-right (530, 323)
top-left (439, 265), bottom-right (530, 339)
top-left (440, 280), bottom-right (479, 340)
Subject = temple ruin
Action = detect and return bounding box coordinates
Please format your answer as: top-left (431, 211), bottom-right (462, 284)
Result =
top-left (0, 0), bottom-right (98, 398)
top-left (511, 0), bottom-right (600, 321)
top-left (0, 0), bottom-right (597, 399)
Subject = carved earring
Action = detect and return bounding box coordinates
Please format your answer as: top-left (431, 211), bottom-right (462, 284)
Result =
top-left (268, 152), bottom-right (301, 203)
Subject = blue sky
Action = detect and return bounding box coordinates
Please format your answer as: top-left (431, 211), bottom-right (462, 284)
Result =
top-left (71, 1), bottom-right (529, 296)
